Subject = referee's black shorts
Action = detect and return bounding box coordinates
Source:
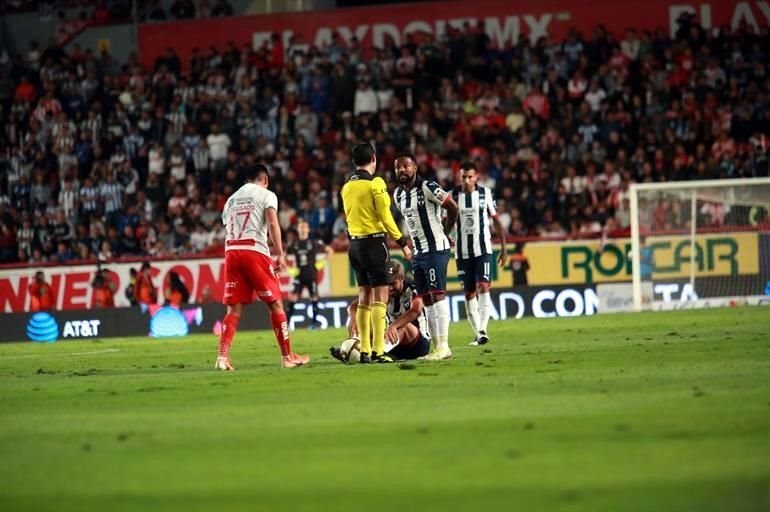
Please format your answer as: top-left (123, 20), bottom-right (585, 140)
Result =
top-left (349, 234), bottom-right (389, 287)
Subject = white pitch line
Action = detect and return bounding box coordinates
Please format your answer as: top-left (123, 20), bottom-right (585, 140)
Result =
top-left (0, 354), bottom-right (48, 360)
top-left (70, 349), bottom-right (121, 356)
top-left (0, 348), bottom-right (122, 360)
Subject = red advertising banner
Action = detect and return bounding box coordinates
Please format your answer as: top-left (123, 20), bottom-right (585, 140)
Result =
top-left (139, 0), bottom-right (768, 72)
top-left (0, 257), bottom-right (330, 313)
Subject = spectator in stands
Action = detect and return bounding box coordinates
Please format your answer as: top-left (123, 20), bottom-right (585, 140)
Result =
top-left (211, 0), bottom-right (232, 17)
top-left (92, 2), bottom-right (110, 24)
top-left (146, 1), bottom-right (167, 22)
top-left (206, 123), bottom-right (230, 174)
top-left (171, 0), bottom-right (196, 19)
top-left (0, 223), bottom-right (17, 262)
top-left (14, 75), bottom-right (36, 103)
top-left (191, 1), bottom-right (208, 18)
top-left (310, 194), bottom-right (336, 242)
top-left (119, 225), bottom-right (141, 255)
top-left (353, 79), bottom-right (377, 116)
top-left (29, 271), bottom-right (53, 312)
top-left (0, 12), bottom-right (768, 277)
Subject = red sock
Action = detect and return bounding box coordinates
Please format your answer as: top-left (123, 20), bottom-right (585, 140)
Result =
top-left (270, 309), bottom-right (292, 357)
top-left (218, 313), bottom-right (240, 357)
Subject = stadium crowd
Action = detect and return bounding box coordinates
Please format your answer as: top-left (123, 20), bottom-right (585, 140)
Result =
top-left (0, 1), bottom-right (235, 19)
top-left (1, 11), bottom-right (770, 265)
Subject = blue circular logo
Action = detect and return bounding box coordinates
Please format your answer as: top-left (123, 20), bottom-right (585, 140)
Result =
top-left (149, 307), bottom-right (189, 338)
top-left (27, 312), bottom-right (59, 342)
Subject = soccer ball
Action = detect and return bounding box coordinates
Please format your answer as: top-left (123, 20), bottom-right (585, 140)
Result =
top-left (339, 337), bottom-right (361, 364)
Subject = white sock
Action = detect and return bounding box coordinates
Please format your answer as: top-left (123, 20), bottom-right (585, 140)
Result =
top-left (434, 299), bottom-right (451, 351)
top-left (465, 296), bottom-right (480, 339)
top-left (425, 303), bottom-right (438, 349)
top-left (478, 292), bottom-right (491, 334)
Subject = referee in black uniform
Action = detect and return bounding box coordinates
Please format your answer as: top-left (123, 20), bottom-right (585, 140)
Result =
top-left (342, 143), bottom-right (412, 363)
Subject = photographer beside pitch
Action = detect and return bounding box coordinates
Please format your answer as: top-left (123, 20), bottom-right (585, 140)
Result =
top-left (341, 143), bottom-right (412, 364)
top-left (332, 260), bottom-right (431, 363)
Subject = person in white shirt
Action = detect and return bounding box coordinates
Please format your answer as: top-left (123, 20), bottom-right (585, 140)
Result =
top-left (584, 80), bottom-right (607, 112)
top-left (189, 222), bottom-right (212, 252)
top-left (567, 71), bottom-right (588, 101)
top-left (206, 123), bottom-right (231, 173)
top-left (375, 81), bottom-right (393, 110)
top-left (475, 89), bottom-right (500, 112)
top-left (621, 29), bottom-right (640, 62)
top-left (148, 144), bottom-right (165, 176)
top-left (353, 79), bottom-right (378, 116)
top-left (216, 164), bottom-right (309, 371)
top-left (167, 144), bottom-right (186, 183)
top-left (560, 165), bottom-right (585, 195)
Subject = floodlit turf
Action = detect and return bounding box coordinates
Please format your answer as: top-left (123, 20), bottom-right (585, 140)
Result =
top-left (1, 308), bottom-right (769, 512)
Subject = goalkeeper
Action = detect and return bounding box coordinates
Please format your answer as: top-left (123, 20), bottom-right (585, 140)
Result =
top-left (285, 220), bottom-right (334, 329)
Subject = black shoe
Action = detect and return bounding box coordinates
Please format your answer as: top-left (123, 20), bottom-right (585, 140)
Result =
top-left (359, 352), bottom-right (371, 364)
top-left (329, 346), bottom-right (345, 363)
top-left (372, 352), bottom-right (394, 363)
top-left (478, 331), bottom-right (489, 345)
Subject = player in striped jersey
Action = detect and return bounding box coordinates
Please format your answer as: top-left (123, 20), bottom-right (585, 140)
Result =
top-left (394, 153), bottom-right (459, 360)
top-left (452, 162), bottom-right (508, 346)
top-left (332, 261), bottom-right (431, 363)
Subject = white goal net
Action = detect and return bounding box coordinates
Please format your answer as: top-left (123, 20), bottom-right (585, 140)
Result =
top-left (630, 178), bottom-right (770, 311)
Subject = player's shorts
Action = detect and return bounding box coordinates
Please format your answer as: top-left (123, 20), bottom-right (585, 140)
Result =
top-left (292, 273), bottom-right (319, 297)
top-left (349, 234), bottom-right (389, 287)
top-left (223, 250), bottom-right (281, 305)
top-left (388, 334), bottom-right (431, 360)
top-left (456, 254), bottom-right (493, 293)
top-left (411, 249), bottom-right (451, 296)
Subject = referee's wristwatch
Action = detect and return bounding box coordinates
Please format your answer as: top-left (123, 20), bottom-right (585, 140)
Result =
top-left (396, 236), bottom-right (409, 248)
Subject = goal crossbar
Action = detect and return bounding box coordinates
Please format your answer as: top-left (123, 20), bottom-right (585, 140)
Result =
top-left (631, 177), bottom-right (770, 193)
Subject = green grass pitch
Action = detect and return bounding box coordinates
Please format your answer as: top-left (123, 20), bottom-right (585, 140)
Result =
top-left (1, 307), bottom-right (769, 512)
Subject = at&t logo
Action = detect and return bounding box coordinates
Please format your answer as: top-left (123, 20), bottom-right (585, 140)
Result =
top-left (26, 312), bottom-right (59, 342)
top-left (26, 314), bottom-right (103, 342)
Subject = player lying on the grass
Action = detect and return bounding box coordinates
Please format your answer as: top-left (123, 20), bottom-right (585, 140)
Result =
top-left (330, 261), bottom-right (431, 362)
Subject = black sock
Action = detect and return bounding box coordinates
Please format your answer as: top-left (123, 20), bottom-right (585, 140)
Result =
top-left (311, 301), bottom-right (320, 323)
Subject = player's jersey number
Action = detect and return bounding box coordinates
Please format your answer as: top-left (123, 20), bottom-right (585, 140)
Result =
top-left (228, 211), bottom-right (251, 239)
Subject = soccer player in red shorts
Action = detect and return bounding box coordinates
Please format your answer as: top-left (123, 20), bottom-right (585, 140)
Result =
top-left (216, 164), bottom-right (310, 370)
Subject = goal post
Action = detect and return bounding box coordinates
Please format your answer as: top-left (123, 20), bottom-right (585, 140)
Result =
top-left (630, 178), bottom-right (770, 312)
